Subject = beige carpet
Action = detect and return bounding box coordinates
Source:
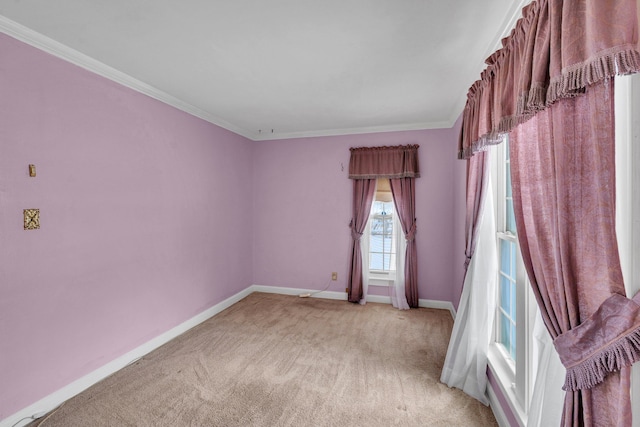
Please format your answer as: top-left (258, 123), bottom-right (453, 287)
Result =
top-left (34, 292), bottom-right (497, 426)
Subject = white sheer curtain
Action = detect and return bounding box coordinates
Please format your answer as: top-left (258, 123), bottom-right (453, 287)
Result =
top-left (528, 308), bottom-right (565, 426)
top-left (390, 213), bottom-right (409, 310)
top-left (359, 180), bottom-right (376, 305)
top-left (359, 179), bottom-right (409, 310)
top-left (360, 217), bottom-right (372, 305)
top-left (440, 168), bottom-right (497, 405)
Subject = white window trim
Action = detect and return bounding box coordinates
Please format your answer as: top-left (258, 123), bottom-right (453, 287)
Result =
top-left (366, 199), bottom-right (402, 285)
top-left (614, 73), bottom-right (640, 427)
top-left (488, 73), bottom-right (640, 427)
top-left (488, 141), bottom-right (536, 427)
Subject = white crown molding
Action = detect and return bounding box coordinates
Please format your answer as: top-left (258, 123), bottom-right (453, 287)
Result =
top-left (0, 15), bottom-right (255, 141)
top-left (1, 13), bottom-right (498, 142)
top-left (0, 15), bottom-right (456, 142)
top-left (252, 119), bottom-right (454, 141)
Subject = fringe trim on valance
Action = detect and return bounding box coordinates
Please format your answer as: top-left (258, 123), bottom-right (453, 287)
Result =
top-left (547, 47), bottom-right (640, 106)
top-left (562, 326), bottom-right (640, 392)
top-left (517, 85), bottom-right (547, 117)
top-left (349, 144), bottom-right (420, 179)
top-left (459, 48), bottom-right (640, 160)
top-left (457, 133), bottom-right (505, 160)
top-left (349, 144), bottom-right (420, 152)
top-left (349, 172), bottom-right (420, 180)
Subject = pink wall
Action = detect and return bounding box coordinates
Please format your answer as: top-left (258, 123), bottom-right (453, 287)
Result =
top-left (450, 115), bottom-right (468, 309)
top-left (252, 129), bottom-right (461, 302)
top-left (0, 33), bottom-right (254, 418)
top-left (1, 29), bottom-right (471, 422)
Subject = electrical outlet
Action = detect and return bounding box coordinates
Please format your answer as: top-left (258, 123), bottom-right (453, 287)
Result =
top-left (345, 287), bottom-right (349, 293)
top-left (331, 272), bottom-right (338, 281)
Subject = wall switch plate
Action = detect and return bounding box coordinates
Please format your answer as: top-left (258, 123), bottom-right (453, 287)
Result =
top-left (24, 209), bottom-right (40, 230)
top-left (331, 272), bottom-right (338, 281)
top-left (29, 164), bottom-right (36, 177)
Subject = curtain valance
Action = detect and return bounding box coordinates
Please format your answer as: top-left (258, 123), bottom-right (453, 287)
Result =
top-left (458, 0), bottom-right (640, 159)
top-left (349, 145), bottom-right (420, 179)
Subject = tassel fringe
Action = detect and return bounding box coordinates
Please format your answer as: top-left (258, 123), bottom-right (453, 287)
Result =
top-left (460, 47), bottom-right (640, 160)
top-left (548, 48), bottom-right (640, 105)
top-left (563, 326), bottom-right (640, 392)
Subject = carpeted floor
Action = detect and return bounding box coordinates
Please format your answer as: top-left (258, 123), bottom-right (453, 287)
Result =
top-left (32, 292), bottom-right (497, 426)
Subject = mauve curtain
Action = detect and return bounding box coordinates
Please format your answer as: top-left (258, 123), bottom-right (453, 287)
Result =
top-left (463, 151), bottom-right (489, 275)
top-left (510, 80), bottom-right (640, 426)
top-left (347, 179), bottom-right (376, 303)
top-left (390, 178), bottom-right (418, 308)
top-left (458, 0), bottom-right (640, 160)
top-left (348, 145), bottom-right (420, 307)
top-left (349, 145), bottom-right (420, 179)
top-left (456, 0), bottom-right (640, 425)
top-left (441, 151), bottom-right (497, 404)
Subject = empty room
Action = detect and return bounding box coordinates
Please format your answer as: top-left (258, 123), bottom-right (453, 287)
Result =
top-left (2, 1), bottom-right (640, 426)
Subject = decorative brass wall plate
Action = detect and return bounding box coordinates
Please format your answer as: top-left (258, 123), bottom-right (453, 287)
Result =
top-left (24, 209), bottom-right (40, 230)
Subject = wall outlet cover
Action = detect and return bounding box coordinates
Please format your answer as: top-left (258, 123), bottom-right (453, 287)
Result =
top-left (24, 209), bottom-right (40, 230)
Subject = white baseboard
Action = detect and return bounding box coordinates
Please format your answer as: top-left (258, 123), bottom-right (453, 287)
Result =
top-left (2, 284), bottom-right (457, 427)
top-left (487, 380), bottom-right (512, 427)
top-left (250, 284), bottom-right (456, 318)
top-left (250, 284), bottom-right (348, 301)
top-left (1, 287), bottom-right (253, 427)
top-left (418, 298), bottom-right (456, 319)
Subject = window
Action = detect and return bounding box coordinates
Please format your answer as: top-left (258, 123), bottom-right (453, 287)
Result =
top-left (489, 137), bottom-right (534, 423)
top-left (614, 73), bottom-right (640, 427)
top-left (369, 200), bottom-right (396, 272)
top-left (496, 138), bottom-right (519, 362)
top-left (365, 178), bottom-right (402, 282)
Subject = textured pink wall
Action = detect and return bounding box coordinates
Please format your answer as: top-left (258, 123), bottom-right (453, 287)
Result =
top-left (0, 34), bottom-right (254, 418)
top-left (252, 129), bottom-right (461, 302)
top-left (1, 27), bottom-right (469, 422)
top-left (450, 115), bottom-right (468, 309)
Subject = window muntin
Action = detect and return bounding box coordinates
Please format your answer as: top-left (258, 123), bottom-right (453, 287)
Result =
top-left (496, 136), bottom-right (519, 364)
top-left (498, 238), bottom-right (517, 360)
top-left (505, 143), bottom-right (516, 234)
top-left (369, 200), bottom-right (396, 272)
top-left (489, 138), bottom-right (534, 419)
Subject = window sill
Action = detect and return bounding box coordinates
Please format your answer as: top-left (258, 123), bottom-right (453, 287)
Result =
top-left (487, 344), bottom-right (527, 427)
top-left (368, 272), bottom-right (395, 286)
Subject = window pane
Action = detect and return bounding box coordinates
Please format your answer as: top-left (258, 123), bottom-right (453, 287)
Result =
top-left (510, 242), bottom-right (517, 280)
top-left (370, 253), bottom-right (383, 270)
top-left (506, 199), bottom-right (516, 234)
top-left (505, 136), bottom-right (510, 161)
top-left (506, 164), bottom-right (512, 198)
top-left (499, 313), bottom-right (511, 350)
top-left (510, 282), bottom-right (517, 319)
top-left (383, 218), bottom-right (393, 234)
top-left (500, 275), bottom-right (510, 308)
top-left (383, 254), bottom-right (391, 270)
top-left (383, 235), bottom-right (392, 251)
top-left (372, 201), bottom-right (394, 215)
top-left (369, 201), bottom-right (397, 272)
top-left (370, 235), bottom-right (383, 252)
top-left (500, 240), bottom-right (511, 278)
top-left (510, 324), bottom-right (517, 360)
top-left (371, 217), bottom-right (383, 234)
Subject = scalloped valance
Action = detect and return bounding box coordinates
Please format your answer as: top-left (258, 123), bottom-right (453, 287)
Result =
top-left (458, 0), bottom-right (640, 159)
top-left (348, 144), bottom-right (420, 180)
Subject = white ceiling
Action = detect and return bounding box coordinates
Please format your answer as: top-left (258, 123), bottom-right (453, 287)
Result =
top-left (0, 1), bottom-right (526, 141)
